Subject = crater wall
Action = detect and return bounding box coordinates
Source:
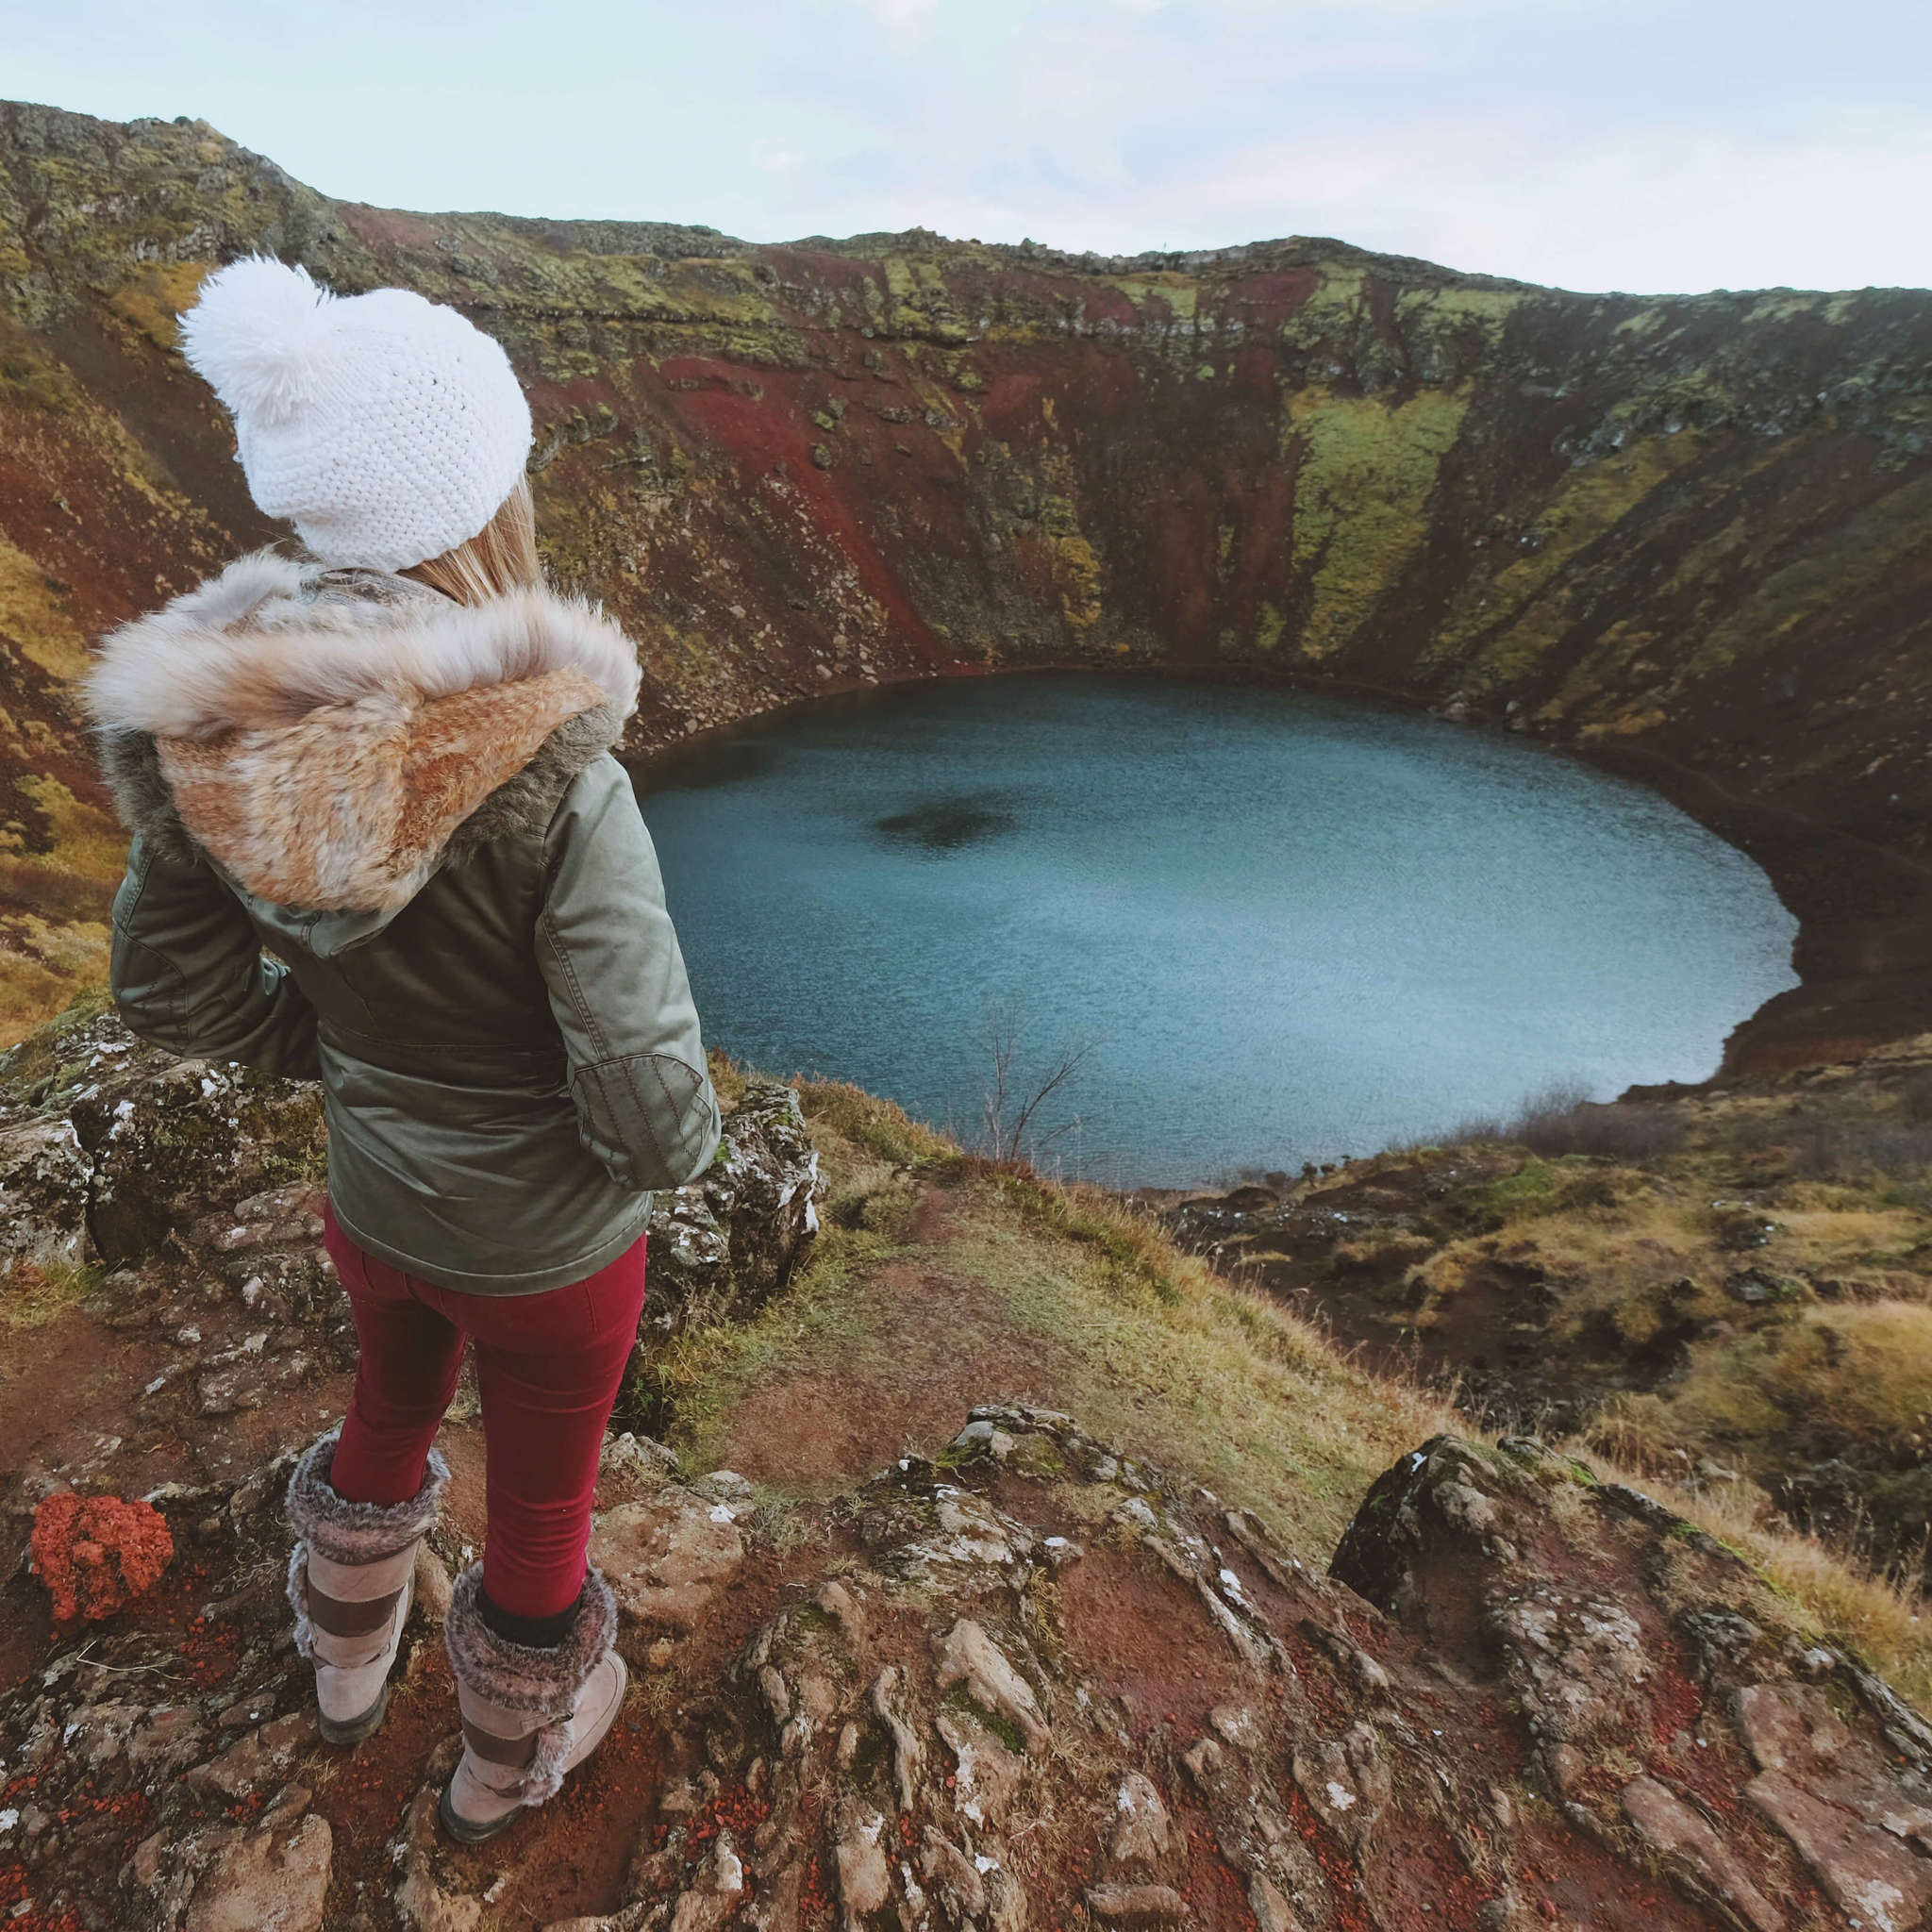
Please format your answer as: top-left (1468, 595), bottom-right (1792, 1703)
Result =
top-left (5, 100), bottom-right (1931, 1058)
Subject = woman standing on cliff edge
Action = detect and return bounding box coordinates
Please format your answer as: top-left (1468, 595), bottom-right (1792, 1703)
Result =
top-left (83, 258), bottom-right (721, 1842)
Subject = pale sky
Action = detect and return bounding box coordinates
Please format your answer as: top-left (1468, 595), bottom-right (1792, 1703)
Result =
top-left (8, 0), bottom-right (1931, 295)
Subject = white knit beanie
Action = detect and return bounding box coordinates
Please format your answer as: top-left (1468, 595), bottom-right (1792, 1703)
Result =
top-left (179, 257), bottom-right (532, 572)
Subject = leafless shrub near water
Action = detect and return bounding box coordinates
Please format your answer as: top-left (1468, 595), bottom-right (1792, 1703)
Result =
top-left (976, 1001), bottom-right (1098, 1166)
top-left (1438, 1081), bottom-right (1688, 1159)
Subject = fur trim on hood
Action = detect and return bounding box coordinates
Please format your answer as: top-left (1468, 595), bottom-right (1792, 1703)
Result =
top-left (87, 551), bottom-right (642, 914)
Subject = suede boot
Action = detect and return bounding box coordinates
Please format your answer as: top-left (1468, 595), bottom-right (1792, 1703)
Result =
top-left (439, 1564), bottom-right (626, 1844)
top-left (285, 1428), bottom-right (448, 1744)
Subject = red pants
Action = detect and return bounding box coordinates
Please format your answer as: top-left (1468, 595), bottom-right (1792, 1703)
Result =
top-left (323, 1204), bottom-right (649, 1620)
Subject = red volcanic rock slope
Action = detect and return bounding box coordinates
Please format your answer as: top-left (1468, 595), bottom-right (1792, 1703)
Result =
top-left (4, 101), bottom-right (1932, 1055)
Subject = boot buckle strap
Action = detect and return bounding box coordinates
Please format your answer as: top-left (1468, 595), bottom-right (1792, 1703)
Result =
top-left (308, 1582), bottom-right (405, 1639)
top-left (461, 1717), bottom-right (541, 1768)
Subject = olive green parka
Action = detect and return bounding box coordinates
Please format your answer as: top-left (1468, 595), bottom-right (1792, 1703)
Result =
top-left (88, 551), bottom-right (721, 1294)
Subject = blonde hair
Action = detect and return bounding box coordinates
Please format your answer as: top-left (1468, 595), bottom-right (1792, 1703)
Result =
top-left (401, 475), bottom-right (541, 606)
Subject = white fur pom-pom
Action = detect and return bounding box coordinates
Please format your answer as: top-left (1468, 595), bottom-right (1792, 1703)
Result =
top-left (180, 256), bottom-right (333, 424)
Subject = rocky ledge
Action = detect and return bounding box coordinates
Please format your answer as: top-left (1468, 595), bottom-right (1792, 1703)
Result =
top-left (0, 1008), bottom-right (822, 1463)
top-left (7, 1405), bottom-right (1932, 1930)
top-left (6, 1012), bottom-right (1932, 1931)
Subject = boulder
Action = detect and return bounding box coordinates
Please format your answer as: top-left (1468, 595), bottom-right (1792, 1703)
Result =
top-left (1108, 1771), bottom-right (1174, 1866)
top-left (0, 1113), bottom-right (91, 1277)
top-left (187, 1711), bottom-right (316, 1800)
top-left (0, 1014), bottom-right (820, 1358)
top-left (183, 1808), bottom-right (331, 1932)
top-left (644, 1078), bottom-right (823, 1332)
top-left (1086, 1884), bottom-right (1186, 1923)
top-left (1335, 1429), bottom-right (1932, 1929)
top-left (933, 1618), bottom-right (1051, 1757)
top-left (0, 1006), bottom-right (325, 1268)
top-left (589, 1486), bottom-right (747, 1630)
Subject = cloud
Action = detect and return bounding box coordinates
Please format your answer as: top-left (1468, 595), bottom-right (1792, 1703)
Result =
top-left (757, 107), bottom-right (1932, 291)
top-left (846, 0), bottom-right (941, 38)
top-left (8, 0), bottom-right (1932, 291)
top-left (715, 2), bottom-right (1932, 290)
top-left (754, 137), bottom-right (807, 175)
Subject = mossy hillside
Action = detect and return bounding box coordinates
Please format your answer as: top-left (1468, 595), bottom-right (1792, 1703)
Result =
top-left (1675, 463), bottom-right (1932, 688)
top-left (1285, 385), bottom-right (1471, 660)
top-left (1425, 429), bottom-right (1708, 691)
top-left (636, 1065), bottom-right (1932, 1707)
top-left (0, 300), bottom-right (255, 1042)
top-left (1223, 1045), bottom-right (1932, 1598)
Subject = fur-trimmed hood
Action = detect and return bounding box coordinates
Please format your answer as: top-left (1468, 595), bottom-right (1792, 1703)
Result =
top-left (88, 550), bottom-right (641, 917)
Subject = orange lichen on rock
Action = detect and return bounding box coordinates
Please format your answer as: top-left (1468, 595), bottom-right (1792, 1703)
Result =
top-left (29, 1492), bottom-right (174, 1623)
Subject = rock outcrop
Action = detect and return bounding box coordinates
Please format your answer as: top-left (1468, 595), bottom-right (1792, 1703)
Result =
top-left (644, 1082), bottom-right (823, 1336)
top-left (0, 1000), bottom-right (327, 1280)
top-left (0, 1004), bottom-right (823, 1607)
top-left (0, 1011), bottom-right (824, 1455)
top-left (8, 1403), bottom-right (1932, 1930)
top-left (1335, 1435), bottom-right (1932, 1932)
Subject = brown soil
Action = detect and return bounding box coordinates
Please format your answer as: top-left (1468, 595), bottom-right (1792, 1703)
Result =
top-left (1056, 1544), bottom-right (1244, 1740)
top-left (0, 1284), bottom-right (359, 1697)
top-left (0, 1310), bottom-right (173, 1491)
top-left (313, 1649), bottom-right (463, 1920)
top-left (1513, 1817), bottom-right (1713, 1932)
top-left (717, 1240), bottom-right (1077, 1492)
top-left (3, 1291), bottom-right (357, 1497)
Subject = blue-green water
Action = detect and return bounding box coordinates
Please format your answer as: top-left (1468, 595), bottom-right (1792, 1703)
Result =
top-left (633, 675), bottom-right (1799, 1187)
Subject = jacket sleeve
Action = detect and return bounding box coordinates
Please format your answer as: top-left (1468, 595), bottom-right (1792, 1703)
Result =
top-left (109, 836), bottom-right (322, 1079)
top-left (537, 755), bottom-right (723, 1191)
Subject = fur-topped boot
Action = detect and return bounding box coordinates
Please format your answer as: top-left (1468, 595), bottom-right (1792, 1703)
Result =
top-left (439, 1565), bottom-right (626, 1843)
top-left (285, 1429), bottom-right (448, 1744)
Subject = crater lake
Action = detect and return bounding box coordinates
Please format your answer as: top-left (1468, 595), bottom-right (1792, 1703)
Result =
top-left (633, 675), bottom-right (1800, 1186)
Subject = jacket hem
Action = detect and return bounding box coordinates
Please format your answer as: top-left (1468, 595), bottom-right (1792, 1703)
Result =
top-left (326, 1194), bottom-right (656, 1298)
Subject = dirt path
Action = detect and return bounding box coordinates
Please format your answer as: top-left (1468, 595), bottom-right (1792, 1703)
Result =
top-left (716, 1179), bottom-right (1079, 1490)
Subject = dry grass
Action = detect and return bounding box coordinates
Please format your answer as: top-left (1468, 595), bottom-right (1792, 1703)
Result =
top-left (1667, 1301), bottom-right (1932, 1462)
top-left (1323, 1064), bottom-right (1932, 1703)
top-left (706, 1045), bottom-right (750, 1113)
top-left (946, 1179), bottom-right (1459, 1548)
top-left (791, 1075), bottom-right (963, 1172)
top-left (664, 1080), bottom-right (1458, 1551)
top-left (659, 1074), bottom-right (1932, 1706)
top-left (0, 918), bottom-right (111, 1051)
top-left (0, 1257), bottom-right (97, 1329)
top-left (1575, 1448), bottom-right (1932, 1710)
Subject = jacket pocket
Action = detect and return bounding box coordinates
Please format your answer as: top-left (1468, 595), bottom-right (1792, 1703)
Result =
top-left (570, 1052), bottom-right (721, 1191)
